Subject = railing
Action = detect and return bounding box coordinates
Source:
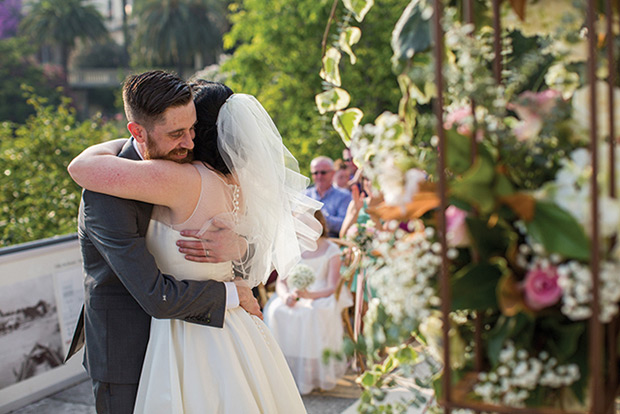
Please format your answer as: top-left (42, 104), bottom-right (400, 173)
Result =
top-left (67, 69), bottom-right (132, 88)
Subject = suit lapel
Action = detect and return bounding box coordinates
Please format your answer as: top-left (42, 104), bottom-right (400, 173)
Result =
top-left (119, 138), bottom-right (142, 161)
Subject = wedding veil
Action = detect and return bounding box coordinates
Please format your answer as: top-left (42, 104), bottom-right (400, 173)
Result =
top-left (215, 94), bottom-right (323, 287)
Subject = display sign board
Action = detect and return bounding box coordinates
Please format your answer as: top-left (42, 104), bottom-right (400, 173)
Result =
top-left (0, 234), bottom-right (87, 414)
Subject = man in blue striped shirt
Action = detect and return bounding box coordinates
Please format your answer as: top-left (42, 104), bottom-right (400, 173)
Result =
top-left (304, 156), bottom-right (352, 237)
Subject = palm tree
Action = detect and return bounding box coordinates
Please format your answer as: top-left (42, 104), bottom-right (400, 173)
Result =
top-left (20, 0), bottom-right (108, 82)
top-left (133, 0), bottom-right (225, 77)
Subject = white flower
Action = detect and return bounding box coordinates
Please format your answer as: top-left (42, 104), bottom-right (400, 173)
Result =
top-left (474, 342), bottom-right (581, 408)
top-left (572, 81), bottom-right (620, 141)
top-left (287, 263), bottom-right (316, 290)
top-left (545, 63), bottom-right (580, 99)
top-left (557, 260), bottom-right (620, 322)
top-left (366, 224), bottom-right (442, 327)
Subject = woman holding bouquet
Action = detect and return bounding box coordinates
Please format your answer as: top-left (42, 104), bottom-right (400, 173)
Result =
top-left (264, 210), bottom-right (353, 394)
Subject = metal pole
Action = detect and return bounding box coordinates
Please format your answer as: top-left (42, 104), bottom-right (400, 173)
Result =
top-left (432, 0), bottom-right (451, 411)
top-left (492, 0), bottom-right (502, 83)
top-left (586, 0), bottom-right (603, 411)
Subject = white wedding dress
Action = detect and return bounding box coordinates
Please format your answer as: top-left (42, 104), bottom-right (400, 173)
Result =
top-left (133, 163), bottom-right (306, 414)
top-left (264, 240), bottom-right (353, 395)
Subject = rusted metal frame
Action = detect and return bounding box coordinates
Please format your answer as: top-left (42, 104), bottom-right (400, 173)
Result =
top-left (586, 0), bottom-right (603, 412)
top-left (432, 0), bottom-right (452, 411)
top-left (607, 0), bottom-right (616, 199)
top-left (464, 3), bottom-right (484, 404)
top-left (492, 0), bottom-right (502, 83)
top-left (604, 0), bottom-right (619, 401)
top-left (465, 0), bottom-right (479, 164)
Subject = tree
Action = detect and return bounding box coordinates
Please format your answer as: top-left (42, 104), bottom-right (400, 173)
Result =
top-left (0, 90), bottom-right (124, 247)
top-left (19, 0), bottom-right (108, 82)
top-left (132, 0), bottom-right (227, 76)
top-left (0, 0), bottom-right (21, 39)
top-left (0, 36), bottom-right (63, 123)
top-left (73, 39), bottom-right (128, 68)
top-left (220, 0), bottom-right (403, 175)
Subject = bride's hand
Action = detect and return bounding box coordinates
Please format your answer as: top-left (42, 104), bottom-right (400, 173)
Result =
top-left (296, 289), bottom-right (312, 300)
top-left (284, 292), bottom-right (298, 307)
top-left (234, 278), bottom-right (262, 319)
top-left (178, 218), bottom-right (248, 263)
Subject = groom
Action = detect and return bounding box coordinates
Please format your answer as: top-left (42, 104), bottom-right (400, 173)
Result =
top-left (65, 70), bottom-right (261, 414)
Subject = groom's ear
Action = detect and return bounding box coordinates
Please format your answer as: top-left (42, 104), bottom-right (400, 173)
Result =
top-left (128, 122), bottom-right (146, 143)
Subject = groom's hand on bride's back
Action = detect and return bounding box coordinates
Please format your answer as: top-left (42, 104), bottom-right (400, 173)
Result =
top-left (177, 218), bottom-right (248, 263)
top-left (234, 279), bottom-right (262, 319)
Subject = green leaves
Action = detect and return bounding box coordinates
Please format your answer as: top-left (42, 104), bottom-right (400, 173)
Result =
top-left (391, 0), bottom-right (433, 67)
top-left (487, 313), bottom-right (532, 367)
top-left (0, 92), bottom-right (123, 247)
top-left (538, 318), bottom-right (585, 363)
top-left (526, 201), bottom-right (590, 261)
top-left (133, 0), bottom-right (225, 74)
top-left (19, 0), bottom-right (108, 75)
top-left (451, 263), bottom-right (502, 311)
top-left (315, 87), bottom-right (351, 115)
top-left (445, 129), bottom-right (472, 175)
top-left (342, 0), bottom-right (375, 22)
top-left (320, 47), bottom-right (342, 86)
top-left (338, 27), bottom-right (362, 64)
top-left (465, 217), bottom-right (516, 262)
top-left (332, 108), bottom-right (364, 146)
top-left (449, 147), bottom-right (496, 213)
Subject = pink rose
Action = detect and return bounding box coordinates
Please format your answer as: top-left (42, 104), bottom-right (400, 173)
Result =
top-left (445, 206), bottom-right (470, 247)
top-left (444, 107), bottom-right (472, 134)
top-left (509, 90), bottom-right (562, 142)
top-left (443, 107), bottom-right (484, 142)
top-left (522, 265), bottom-right (562, 310)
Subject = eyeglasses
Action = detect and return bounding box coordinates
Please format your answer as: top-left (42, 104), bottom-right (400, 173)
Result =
top-left (311, 170), bottom-right (332, 176)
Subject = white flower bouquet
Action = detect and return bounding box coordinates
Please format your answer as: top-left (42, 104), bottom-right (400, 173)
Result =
top-left (287, 263), bottom-right (316, 291)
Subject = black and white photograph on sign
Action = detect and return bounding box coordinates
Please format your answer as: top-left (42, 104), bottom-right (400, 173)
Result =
top-left (53, 264), bottom-right (85, 354)
top-left (0, 273), bottom-right (63, 390)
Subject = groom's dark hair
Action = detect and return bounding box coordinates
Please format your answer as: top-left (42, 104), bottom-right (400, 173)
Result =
top-left (122, 70), bottom-right (192, 130)
top-left (190, 80), bottom-right (234, 176)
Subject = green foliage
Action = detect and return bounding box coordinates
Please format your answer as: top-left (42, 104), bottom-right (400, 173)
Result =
top-left (355, 344), bottom-right (437, 414)
top-left (221, 0), bottom-right (402, 174)
top-left (0, 37), bottom-right (64, 123)
top-left (132, 0), bottom-right (227, 75)
top-left (390, 0), bottom-right (433, 67)
top-left (525, 201), bottom-right (590, 261)
top-left (0, 90), bottom-right (124, 247)
top-left (451, 263), bottom-right (502, 310)
top-left (322, 0), bottom-right (601, 409)
top-left (19, 0), bottom-right (108, 74)
top-left (73, 40), bottom-right (129, 68)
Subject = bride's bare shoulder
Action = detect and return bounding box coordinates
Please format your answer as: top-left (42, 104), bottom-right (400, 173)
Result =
top-left (192, 161), bottom-right (236, 187)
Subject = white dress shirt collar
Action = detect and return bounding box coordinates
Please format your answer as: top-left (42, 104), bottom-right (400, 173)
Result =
top-left (131, 138), bottom-right (145, 160)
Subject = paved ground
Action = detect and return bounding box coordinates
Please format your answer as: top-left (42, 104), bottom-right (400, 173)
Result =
top-left (8, 370), bottom-right (362, 414)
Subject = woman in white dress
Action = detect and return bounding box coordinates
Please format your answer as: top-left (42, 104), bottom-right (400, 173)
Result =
top-left (68, 80), bottom-right (322, 413)
top-left (264, 210), bottom-right (353, 395)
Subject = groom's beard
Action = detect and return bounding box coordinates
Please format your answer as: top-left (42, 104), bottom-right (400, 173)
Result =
top-left (144, 132), bottom-right (194, 164)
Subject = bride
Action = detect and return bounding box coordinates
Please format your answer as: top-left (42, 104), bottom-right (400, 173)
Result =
top-left (68, 80), bottom-right (322, 413)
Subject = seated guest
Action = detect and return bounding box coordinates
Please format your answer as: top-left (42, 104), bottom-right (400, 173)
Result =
top-left (342, 147), bottom-right (358, 184)
top-left (264, 211), bottom-right (353, 395)
top-left (304, 156), bottom-right (352, 237)
top-left (333, 159), bottom-right (352, 192)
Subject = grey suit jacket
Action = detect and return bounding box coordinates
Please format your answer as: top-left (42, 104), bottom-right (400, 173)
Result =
top-left (65, 139), bottom-right (227, 384)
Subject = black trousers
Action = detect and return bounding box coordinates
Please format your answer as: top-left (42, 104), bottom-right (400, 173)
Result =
top-left (92, 380), bottom-right (139, 414)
